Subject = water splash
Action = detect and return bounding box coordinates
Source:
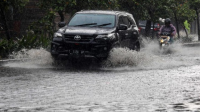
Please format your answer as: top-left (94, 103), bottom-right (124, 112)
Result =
top-left (102, 39), bottom-right (200, 70)
top-left (102, 47), bottom-right (156, 68)
top-left (4, 48), bottom-right (53, 68)
top-left (3, 38), bottom-right (200, 70)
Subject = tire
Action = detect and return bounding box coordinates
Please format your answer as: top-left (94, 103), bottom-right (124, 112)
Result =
top-left (111, 42), bottom-right (120, 49)
top-left (135, 41), bottom-right (140, 51)
top-left (130, 41), bottom-right (140, 51)
top-left (51, 54), bottom-right (59, 66)
top-left (51, 54), bottom-right (58, 60)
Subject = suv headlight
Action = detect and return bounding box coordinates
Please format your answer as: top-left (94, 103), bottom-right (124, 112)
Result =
top-left (54, 32), bottom-right (62, 38)
top-left (95, 33), bottom-right (116, 41)
top-left (107, 33), bottom-right (116, 40)
top-left (58, 28), bottom-right (65, 32)
top-left (96, 35), bottom-right (108, 40)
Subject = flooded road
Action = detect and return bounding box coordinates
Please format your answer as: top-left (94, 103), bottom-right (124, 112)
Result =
top-left (1, 43), bottom-right (200, 112)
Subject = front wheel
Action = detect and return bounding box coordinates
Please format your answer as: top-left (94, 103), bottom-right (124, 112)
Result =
top-left (51, 54), bottom-right (59, 66)
top-left (130, 41), bottom-right (140, 51)
top-left (135, 41), bottom-right (140, 51)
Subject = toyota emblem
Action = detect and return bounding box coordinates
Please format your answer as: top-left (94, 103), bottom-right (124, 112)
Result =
top-left (74, 35), bottom-right (81, 41)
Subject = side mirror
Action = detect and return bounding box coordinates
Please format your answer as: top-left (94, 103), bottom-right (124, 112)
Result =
top-left (118, 24), bottom-right (128, 30)
top-left (58, 22), bottom-right (66, 28)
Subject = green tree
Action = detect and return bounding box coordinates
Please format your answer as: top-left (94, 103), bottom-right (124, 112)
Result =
top-left (138, 0), bottom-right (171, 38)
top-left (168, 0), bottom-right (196, 38)
top-left (189, 0), bottom-right (200, 40)
top-left (36, 0), bottom-right (118, 39)
top-left (38, 0), bottom-right (118, 23)
top-left (118, 0), bottom-right (170, 38)
top-left (117, 0), bottom-right (146, 25)
top-left (0, 0), bottom-right (29, 40)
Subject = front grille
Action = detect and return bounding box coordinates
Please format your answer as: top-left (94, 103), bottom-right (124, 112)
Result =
top-left (64, 34), bottom-right (96, 42)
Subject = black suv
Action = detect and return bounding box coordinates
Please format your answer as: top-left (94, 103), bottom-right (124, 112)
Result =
top-left (51, 10), bottom-right (140, 61)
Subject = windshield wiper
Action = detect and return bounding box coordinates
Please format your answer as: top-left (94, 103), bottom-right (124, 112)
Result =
top-left (74, 23), bottom-right (97, 26)
top-left (95, 23), bottom-right (112, 27)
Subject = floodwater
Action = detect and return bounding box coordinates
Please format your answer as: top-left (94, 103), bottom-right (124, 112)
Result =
top-left (1, 41), bottom-right (200, 112)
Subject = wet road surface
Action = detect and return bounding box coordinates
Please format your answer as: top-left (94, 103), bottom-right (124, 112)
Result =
top-left (1, 44), bottom-right (200, 112)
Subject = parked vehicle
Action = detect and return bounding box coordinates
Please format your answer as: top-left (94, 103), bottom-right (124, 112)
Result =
top-left (138, 20), bottom-right (160, 38)
top-left (51, 10), bottom-right (140, 62)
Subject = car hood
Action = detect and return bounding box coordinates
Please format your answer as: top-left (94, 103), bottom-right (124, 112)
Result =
top-left (63, 26), bottom-right (115, 35)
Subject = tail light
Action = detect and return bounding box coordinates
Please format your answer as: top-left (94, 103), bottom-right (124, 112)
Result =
top-left (154, 23), bottom-right (160, 31)
top-left (154, 28), bottom-right (159, 31)
top-left (139, 27), bottom-right (142, 32)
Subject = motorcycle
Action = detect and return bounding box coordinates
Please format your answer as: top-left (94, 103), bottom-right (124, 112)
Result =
top-left (158, 32), bottom-right (171, 50)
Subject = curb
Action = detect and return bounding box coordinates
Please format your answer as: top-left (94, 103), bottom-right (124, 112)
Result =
top-left (182, 41), bottom-right (200, 47)
top-left (0, 59), bottom-right (9, 66)
top-left (0, 59), bottom-right (24, 66)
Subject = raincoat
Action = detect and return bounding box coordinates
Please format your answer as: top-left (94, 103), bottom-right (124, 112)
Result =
top-left (158, 24), bottom-right (176, 43)
top-left (158, 24), bottom-right (176, 36)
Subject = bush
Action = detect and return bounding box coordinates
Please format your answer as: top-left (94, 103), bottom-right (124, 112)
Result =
top-left (0, 32), bottom-right (51, 59)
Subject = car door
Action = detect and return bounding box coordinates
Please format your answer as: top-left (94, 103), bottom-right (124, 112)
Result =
top-left (117, 15), bottom-right (133, 47)
top-left (117, 16), bottom-right (126, 42)
top-left (122, 16), bottom-right (133, 39)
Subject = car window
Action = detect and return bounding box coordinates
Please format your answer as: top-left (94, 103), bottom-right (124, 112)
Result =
top-left (122, 17), bottom-right (131, 28)
top-left (68, 13), bottom-right (116, 28)
top-left (118, 16), bottom-right (123, 25)
top-left (118, 16), bottom-right (131, 28)
top-left (128, 15), bottom-right (136, 26)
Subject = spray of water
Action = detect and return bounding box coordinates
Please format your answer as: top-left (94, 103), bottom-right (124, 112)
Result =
top-left (102, 48), bottom-right (154, 67)
top-left (102, 37), bottom-right (200, 70)
top-left (3, 35), bottom-right (200, 70)
top-left (4, 48), bottom-right (53, 68)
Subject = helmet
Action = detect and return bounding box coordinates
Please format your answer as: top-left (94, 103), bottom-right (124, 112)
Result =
top-left (165, 18), bottom-right (171, 26)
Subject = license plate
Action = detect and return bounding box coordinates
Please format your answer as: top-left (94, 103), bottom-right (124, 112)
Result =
top-left (73, 50), bottom-right (79, 54)
top-left (73, 50), bottom-right (84, 54)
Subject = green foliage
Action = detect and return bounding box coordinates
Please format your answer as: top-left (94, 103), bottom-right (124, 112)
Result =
top-left (33, 0), bottom-right (119, 40)
top-left (30, 10), bottom-right (56, 40)
top-left (189, 0), bottom-right (200, 11)
top-left (1, 0), bottom-right (200, 58)
top-left (17, 32), bottom-right (50, 50)
top-left (172, 0), bottom-right (196, 23)
top-left (0, 33), bottom-right (51, 58)
top-left (0, 0), bottom-right (29, 11)
top-left (38, 0), bottom-right (118, 18)
top-left (117, 0), bottom-right (147, 22)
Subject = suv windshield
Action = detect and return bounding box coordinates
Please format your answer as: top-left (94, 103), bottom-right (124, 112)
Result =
top-left (68, 13), bottom-right (116, 28)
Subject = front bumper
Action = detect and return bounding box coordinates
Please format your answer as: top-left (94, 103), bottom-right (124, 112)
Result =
top-left (51, 40), bottom-right (111, 59)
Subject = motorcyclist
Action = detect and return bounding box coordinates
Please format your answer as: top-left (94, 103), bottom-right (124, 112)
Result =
top-left (158, 18), bottom-right (176, 43)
